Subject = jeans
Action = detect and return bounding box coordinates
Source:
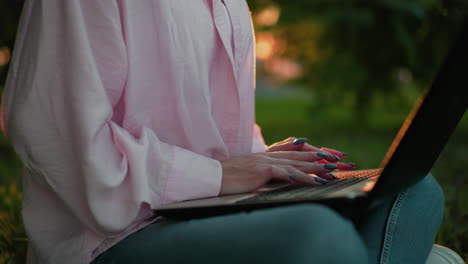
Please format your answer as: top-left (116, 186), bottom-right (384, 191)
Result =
top-left (92, 174), bottom-right (444, 264)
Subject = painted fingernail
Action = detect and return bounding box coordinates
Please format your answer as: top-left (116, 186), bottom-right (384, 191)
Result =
top-left (324, 164), bottom-right (338, 170)
top-left (333, 155), bottom-right (341, 161)
top-left (293, 138), bottom-right (307, 145)
top-left (345, 162), bottom-right (357, 167)
top-left (315, 177), bottom-right (328, 184)
top-left (317, 152), bottom-right (329, 158)
top-left (288, 174), bottom-right (297, 181)
top-left (329, 173), bottom-right (338, 179)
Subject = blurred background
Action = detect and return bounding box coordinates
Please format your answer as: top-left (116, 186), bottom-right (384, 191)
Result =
top-left (0, 0), bottom-right (467, 263)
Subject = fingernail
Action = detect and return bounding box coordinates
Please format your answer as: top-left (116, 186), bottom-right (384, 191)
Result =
top-left (324, 164), bottom-right (338, 170)
top-left (345, 162), bottom-right (357, 167)
top-left (288, 174), bottom-right (297, 181)
top-left (329, 173), bottom-right (338, 179)
top-left (315, 177), bottom-right (328, 184)
top-left (293, 138), bottom-right (307, 145)
top-left (333, 155), bottom-right (341, 161)
top-left (317, 152), bottom-right (329, 158)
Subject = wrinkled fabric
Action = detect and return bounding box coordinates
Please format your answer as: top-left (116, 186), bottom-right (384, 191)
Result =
top-left (1, 0), bottom-right (267, 263)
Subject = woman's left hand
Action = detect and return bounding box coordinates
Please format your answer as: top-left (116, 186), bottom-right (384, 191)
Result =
top-left (266, 137), bottom-right (347, 163)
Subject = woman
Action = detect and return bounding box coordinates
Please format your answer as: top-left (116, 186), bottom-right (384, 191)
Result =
top-left (2, 0), bottom-right (444, 263)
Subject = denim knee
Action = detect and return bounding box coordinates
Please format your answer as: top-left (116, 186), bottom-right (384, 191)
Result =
top-left (409, 174), bottom-right (445, 224)
top-left (381, 174), bottom-right (445, 264)
top-left (271, 204), bottom-right (370, 264)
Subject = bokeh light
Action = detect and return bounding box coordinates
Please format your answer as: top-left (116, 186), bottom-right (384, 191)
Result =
top-left (266, 58), bottom-right (303, 80)
top-left (256, 32), bottom-right (276, 61)
top-left (256, 6), bottom-right (280, 27)
top-left (0, 47), bottom-right (11, 67)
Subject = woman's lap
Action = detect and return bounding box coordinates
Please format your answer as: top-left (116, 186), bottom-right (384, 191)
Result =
top-left (93, 204), bottom-right (369, 264)
top-left (92, 174), bottom-right (444, 264)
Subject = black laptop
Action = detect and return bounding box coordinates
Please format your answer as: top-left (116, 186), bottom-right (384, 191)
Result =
top-left (154, 21), bottom-right (468, 220)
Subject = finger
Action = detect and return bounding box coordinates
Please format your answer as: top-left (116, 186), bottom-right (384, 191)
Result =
top-left (269, 159), bottom-right (339, 174)
top-left (290, 143), bottom-right (346, 162)
top-left (288, 138), bottom-right (315, 152)
top-left (320, 147), bottom-right (347, 158)
top-left (265, 151), bottom-right (337, 162)
top-left (299, 145), bottom-right (341, 162)
top-left (271, 166), bottom-right (323, 185)
top-left (317, 160), bottom-right (357, 170)
top-left (268, 165), bottom-right (289, 181)
top-left (284, 137), bottom-right (298, 143)
top-left (287, 167), bottom-right (327, 185)
top-left (292, 137), bottom-right (307, 145)
top-left (292, 140), bottom-right (342, 156)
top-left (267, 137), bottom-right (301, 152)
top-left (336, 162), bottom-right (357, 170)
top-left (298, 143), bottom-right (321, 152)
top-left (316, 161), bottom-right (357, 170)
top-left (291, 138), bottom-right (327, 153)
top-left (316, 172), bottom-right (339, 181)
top-left (314, 151), bottom-right (342, 162)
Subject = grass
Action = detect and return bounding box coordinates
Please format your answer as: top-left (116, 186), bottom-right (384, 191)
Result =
top-left (0, 132), bottom-right (26, 264)
top-left (256, 96), bottom-right (468, 262)
top-left (0, 95), bottom-right (466, 263)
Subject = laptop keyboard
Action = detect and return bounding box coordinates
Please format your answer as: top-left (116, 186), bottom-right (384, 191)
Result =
top-left (237, 169), bottom-right (382, 204)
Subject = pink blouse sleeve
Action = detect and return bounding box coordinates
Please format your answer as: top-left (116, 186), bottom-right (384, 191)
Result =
top-left (252, 123), bottom-right (268, 153)
top-left (2, 0), bottom-right (221, 235)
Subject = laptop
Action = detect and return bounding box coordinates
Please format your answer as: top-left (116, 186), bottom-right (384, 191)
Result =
top-left (154, 21), bottom-right (468, 220)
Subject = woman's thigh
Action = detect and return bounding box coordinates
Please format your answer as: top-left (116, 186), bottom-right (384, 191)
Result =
top-left (93, 204), bottom-right (369, 264)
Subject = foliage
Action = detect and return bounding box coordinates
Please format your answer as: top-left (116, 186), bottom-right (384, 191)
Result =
top-left (0, 118), bottom-right (25, 263)
top-left (0, 0), bottom-right (25, 86)
top-left (0, 183), bottom-right (26, 264)
top-left (249, 0), bottom-right (467, 115)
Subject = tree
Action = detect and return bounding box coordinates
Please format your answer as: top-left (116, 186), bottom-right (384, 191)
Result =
top-left (0, 0), bottom-right (25, 88)
top-left (249, 0), bottom-right (467, 119)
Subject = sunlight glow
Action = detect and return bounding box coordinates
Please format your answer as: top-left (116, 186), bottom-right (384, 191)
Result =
top-left (256, 6), bottom-right (281, 27)
top-left (256, 32), bottom-right (276, 60)
top-left (362, 180), bottom-right (377, 192)
top-left (266, 58), bottom-right (303, 80)
top-left (0, 47), bottom-right (11, 67)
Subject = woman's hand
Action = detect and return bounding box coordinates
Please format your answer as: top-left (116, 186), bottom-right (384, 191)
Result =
top-left (219, 151), bottom-right (356, 196)
top-left (267, 137), bottom-right (346, 161)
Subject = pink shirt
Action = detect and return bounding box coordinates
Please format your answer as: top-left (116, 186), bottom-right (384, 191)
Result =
top-left (1, 0), bottom-right (267, 263)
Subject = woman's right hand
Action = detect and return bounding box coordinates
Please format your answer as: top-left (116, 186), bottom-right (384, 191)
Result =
top-left (219, 151), bottom-right (356, 196)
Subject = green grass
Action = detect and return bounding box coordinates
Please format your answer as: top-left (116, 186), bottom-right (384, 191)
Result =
top-left (256, 96), bottom-right (468, 262)
top-left (0, 133), bottom-right (25, 264)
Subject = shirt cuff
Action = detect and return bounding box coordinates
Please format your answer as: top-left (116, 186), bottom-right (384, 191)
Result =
top-left (251, 124), bottom-right (268, 153)
top-left (252, 137), bottom-right (268, 153)
top-left (163, 146), bottom-right (223, 204)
